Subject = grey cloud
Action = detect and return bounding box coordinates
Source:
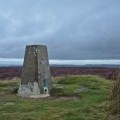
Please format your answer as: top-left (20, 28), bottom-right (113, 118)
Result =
top-left (0, 0), bottom-right (120, 59)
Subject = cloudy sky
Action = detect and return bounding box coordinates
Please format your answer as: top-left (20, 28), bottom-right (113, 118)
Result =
top-left (0, 0), bottom-right (120, 60)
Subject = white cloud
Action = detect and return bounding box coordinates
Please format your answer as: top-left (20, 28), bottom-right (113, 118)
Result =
top-left (1, 58), bottom-right (120, 66)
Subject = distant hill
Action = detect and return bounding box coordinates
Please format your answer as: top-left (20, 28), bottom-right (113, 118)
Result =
top-left (0, 66), bottom-right (119, 80)
top-left (50, 64), bottom-right (120, 68)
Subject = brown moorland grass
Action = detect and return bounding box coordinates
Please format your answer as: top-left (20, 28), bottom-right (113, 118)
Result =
top-left (106, 74), bottom-right (120, 120)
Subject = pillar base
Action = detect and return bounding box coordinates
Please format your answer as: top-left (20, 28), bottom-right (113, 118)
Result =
top-left (18, 81), bottom-right (50, 98)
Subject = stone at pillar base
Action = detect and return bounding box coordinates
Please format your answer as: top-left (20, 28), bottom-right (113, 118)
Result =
top-left (18, 81), bottom-right (50, 98)
top-left (30, 94), bottom-right (50, 98)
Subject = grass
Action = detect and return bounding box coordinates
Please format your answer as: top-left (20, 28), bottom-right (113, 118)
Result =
top-left (0, 75), bottom-right (112, 120)
top-left (106, 75), bottom-right (120, 120)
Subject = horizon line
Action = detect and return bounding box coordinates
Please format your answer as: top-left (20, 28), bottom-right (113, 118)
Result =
top-left (0, 58), bottom-right (120, 66)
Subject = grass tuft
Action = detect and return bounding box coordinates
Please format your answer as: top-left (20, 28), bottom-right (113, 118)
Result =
top-left (106, 74), bottom-right (120, 120)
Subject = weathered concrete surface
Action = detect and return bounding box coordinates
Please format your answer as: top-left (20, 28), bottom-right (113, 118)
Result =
top-left (18, 45), bottom-right (51, 98)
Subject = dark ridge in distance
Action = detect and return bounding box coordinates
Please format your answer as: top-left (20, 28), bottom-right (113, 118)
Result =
top-left (0, 65), bottom-right (119, 80)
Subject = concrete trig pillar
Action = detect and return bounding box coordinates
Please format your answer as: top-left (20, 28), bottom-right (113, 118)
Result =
top-left (18, 45), bottom-right (51, 98)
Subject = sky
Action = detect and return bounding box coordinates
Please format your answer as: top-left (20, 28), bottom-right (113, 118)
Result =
top-left (0, 0), bottom-right (120, 60)
top-left (1, 58), bottom-right (120, 66)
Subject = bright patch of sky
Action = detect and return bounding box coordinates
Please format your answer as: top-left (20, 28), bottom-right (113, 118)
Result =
top-left (0, 58), bottom-right (120, 66)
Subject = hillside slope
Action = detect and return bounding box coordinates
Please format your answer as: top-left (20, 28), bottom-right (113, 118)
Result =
top-left (0, 75), bottom-right (112, 120)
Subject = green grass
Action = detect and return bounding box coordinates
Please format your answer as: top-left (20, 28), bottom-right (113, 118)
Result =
top-left (0, 75), bottom-right (112, 120)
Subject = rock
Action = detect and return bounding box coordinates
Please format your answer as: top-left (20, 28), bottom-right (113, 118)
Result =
top-left (10, 86), bottom-right (19, 94)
